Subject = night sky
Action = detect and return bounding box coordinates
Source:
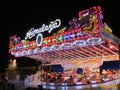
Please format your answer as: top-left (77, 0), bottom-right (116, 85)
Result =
top-left (1, 0), bottom-right (120, 68)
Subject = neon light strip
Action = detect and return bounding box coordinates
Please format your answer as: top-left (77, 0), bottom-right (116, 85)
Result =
top-left (47, 50), bottom-right (80, 61)
top-left (111, 45), bottom-right (119, 51)
top-left (75, 48), bottom-right (92, 57)
top-left (93, 45), bottom-right (109, 55)
top-left (71, 50), bottom-right (88, 58)
top-left (101, 45), bottom-right (118, 55)
top-left (85, 47), bottom-right (101, 56)
top-left (66, 49), bottom-right (85, 58)
top-left (61, 50), bottom-right (83, 60)
top-left (80, 47), bottom-right (96, 57)
top-left (65, 48), bottom-right (87, 58)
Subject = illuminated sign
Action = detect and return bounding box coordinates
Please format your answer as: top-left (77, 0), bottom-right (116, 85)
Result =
top-left (25, 19), bottom-right (61, 46)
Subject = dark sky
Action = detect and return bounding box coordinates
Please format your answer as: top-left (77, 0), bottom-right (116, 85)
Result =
top-left (1, 0), bottom-right (120, 68)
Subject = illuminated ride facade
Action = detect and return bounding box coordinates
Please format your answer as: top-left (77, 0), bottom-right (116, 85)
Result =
top-left (9, 6), bottom-right (120, 90)
top-left (9, 6), bottom-right (120, 71)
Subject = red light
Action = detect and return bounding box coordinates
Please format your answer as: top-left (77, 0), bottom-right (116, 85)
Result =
top-left (94, 33), bottom-right (100, 37)
top-left (93, 6), bottom-right (97, 10)
top-left (96, 19), bottom-right (98, 24)
top-left (97, 6), bottom-right (101, 12)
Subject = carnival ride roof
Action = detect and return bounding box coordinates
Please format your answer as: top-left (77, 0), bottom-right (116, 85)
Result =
top-left (27, 26), bottom-right (120, 64)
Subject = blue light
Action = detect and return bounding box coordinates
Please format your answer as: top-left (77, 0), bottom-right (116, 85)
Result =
top-left (63, 33), bottom-right (71, 40)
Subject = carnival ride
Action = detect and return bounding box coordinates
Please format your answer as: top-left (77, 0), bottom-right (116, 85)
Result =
top-left (8, 5), bottom-right (120, 90)
top-left (9, 6), bottom-right (120, 70)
